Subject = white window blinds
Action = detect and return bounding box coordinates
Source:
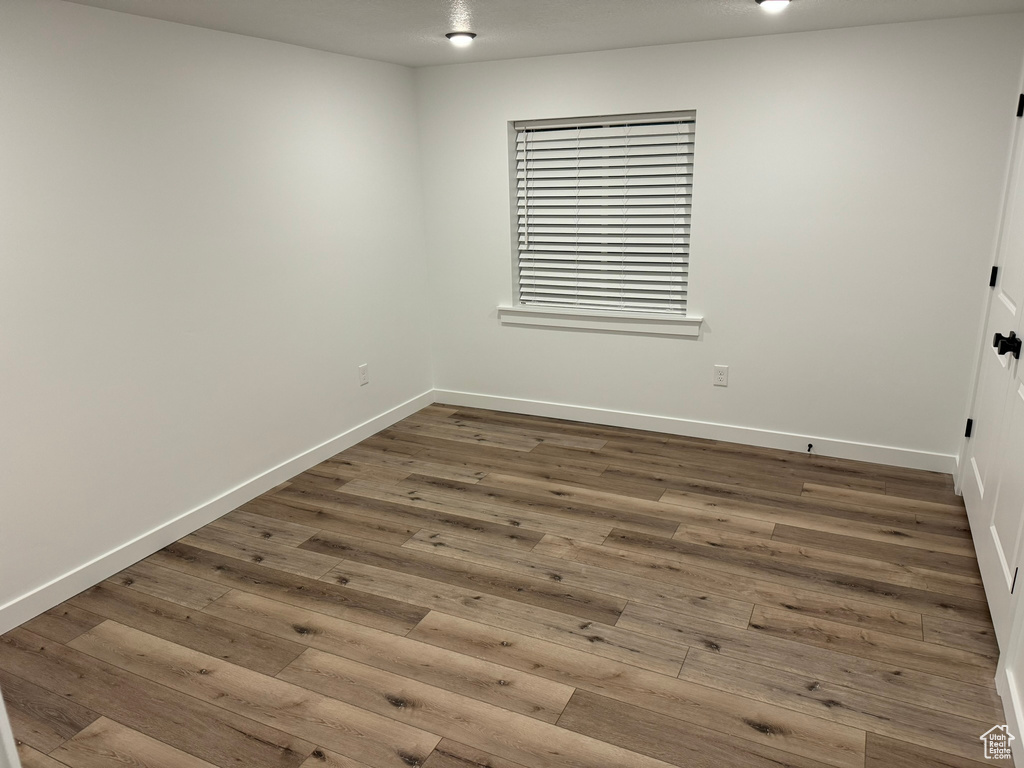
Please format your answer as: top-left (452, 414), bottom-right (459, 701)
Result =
top-left (514, 111), bottom-right (695, 315)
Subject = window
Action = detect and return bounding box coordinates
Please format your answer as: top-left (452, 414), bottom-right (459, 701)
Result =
top-left (506, 111), bottom-right (696, 331)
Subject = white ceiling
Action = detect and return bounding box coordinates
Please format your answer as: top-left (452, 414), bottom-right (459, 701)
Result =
top-left (63, 0), bottom-right (1024, 68)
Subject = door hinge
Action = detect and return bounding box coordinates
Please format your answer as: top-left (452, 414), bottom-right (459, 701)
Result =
top-left (1013, 567), bottom-right (1019, 594)
top-left (1018, 94), bottom-right (1024, 118)
top-left (965, 418), bottom-right (974, 438)
top-left (991, 266), bottom-right (999, 287)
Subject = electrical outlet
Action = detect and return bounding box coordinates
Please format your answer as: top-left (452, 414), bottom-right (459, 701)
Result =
top-left (713, 365), bottom-right (729, 387)
top-left (358, 363), bottom-right (369, 386)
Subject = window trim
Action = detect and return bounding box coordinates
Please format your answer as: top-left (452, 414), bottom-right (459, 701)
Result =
top-left (506, 110), bottom-right (697, 325)
top-left (497, 304), bottom-right (703, 337)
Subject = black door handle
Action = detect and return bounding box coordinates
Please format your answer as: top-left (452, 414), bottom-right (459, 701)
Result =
top-left (993, 331), bottom-right (1023, 359)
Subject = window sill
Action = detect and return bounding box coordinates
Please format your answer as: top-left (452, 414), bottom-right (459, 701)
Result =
top-left (497, 305), bottom-right (703, 337)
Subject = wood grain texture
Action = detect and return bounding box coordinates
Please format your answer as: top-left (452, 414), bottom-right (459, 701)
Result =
top-left (325, 559), bottom-right (688, 675)
top-left (244, 495), bottom-right (420, 547)
top-left (770, 524), bottom-right (979, 574)
top-left (280, 647), bottom-right (702, 768)
top-left (291, 458), bottom-right (411, 487)
top-left (922, 615), bottom-right (1000, 660)
top-left (864, 733), bottom-right (992, 767)
top-left (183, 524), bottom-right (340, 579)
top-left (108, 559), bottom-right (230, 610)
top-left (149, 542), bottom-right (428, 634)
top-left (298, 748), bottom-right (375, 768)
top-left (274, 483), bottom-right (552, 549)
top-left (660, 485), bottom-right (971, 550)
top-left (1, 406), bottom-right (1006, 768)
top-left (592, 437), bottom-right (873, 489)
top-left (203, 590), bottom-right (574, 722)
top-left (339, 478), bottom-right (615, 544)
top-left (70, 581), bottom-right (306, 675)
top-left (597, 453), bottom-right (808, 496)
top-left (605, 528), bottom-right (991, 626)
top-left (407, 612), bottom-right (865, 768)
top-left (68, 621), bottom-right (440, 768)
top-left (20, 604), bottom-right (105, 646)
top-left (557, 689), bottom-right (835, 768)
top-left (422, 473), bottom-right (681, 537)
top-left (0, 668), bottom-right (99, 754)
top-left (802, 483), bottom-right (966, 516)
top-left (679, 648), bottom-right (989, 761)
top-left (207, 507), bottom-right (322, 547)
top-left (616, 601), bottom-right (1003, 723)
top-left (660, 479), bottom-right (969, 540)
top-left (300, 530), bottom-right (626, 624)
top-left (413, 445), bottom-right (609, 486)
top-left (415, 439), bottom-right (609, 476)
top-left (16, 744), bottom-right (70, 768)
top-left (546, 534), bottom-right (925, 638)
top-left (421, 740), bottom-right (529, 768)
top-left (0, 628), bottom-right (313, 768)
top-left (401, 530), bottom-right (754, 628)
top-left (478, 473), bottom-right (776, 538)
top-left (883, 480), bottom-right (964, 507)
top-left (50, 717), bottom-right (220, 768)
top-left (341, 446), bottom-right (489, 483)
top-left (747, 606), bottom-right (996, 685)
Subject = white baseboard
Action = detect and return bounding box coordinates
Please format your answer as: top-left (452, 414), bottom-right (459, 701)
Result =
top-left (0, 390), bottom-right (434, 635)
top-left (434, 389), bottom-right (957, 474)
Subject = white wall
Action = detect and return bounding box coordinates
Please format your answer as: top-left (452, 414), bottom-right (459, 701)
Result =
top-left (416, 15), bottom-right (1024, 469)
top-left (0, 0), bottom-right (433, 628)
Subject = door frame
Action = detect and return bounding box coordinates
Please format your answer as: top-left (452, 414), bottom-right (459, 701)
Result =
top-left (957, 74), bottom-right (1024, 494)
top-left (958, 66), bottom-right (1024, 766)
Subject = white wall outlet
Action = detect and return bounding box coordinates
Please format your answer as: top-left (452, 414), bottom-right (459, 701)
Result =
top-left (358, 363), bottom-right (369, 386)
top-left (714, 365), bottom-right (729, 387)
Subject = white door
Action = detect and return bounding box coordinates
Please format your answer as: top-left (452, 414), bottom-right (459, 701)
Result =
top-left (997, 381), bottom-right (1024, 759)
top-left (963, 106), bottom-right (1024, 647)
top-left (0, 684), bottom-right (21, 768)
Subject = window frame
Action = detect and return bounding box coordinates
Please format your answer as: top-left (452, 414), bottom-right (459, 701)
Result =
top-left (501, 110), bottom-right (702, 336)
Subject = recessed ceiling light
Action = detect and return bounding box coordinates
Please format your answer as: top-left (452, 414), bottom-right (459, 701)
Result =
top-left (756, 0), bottom-right (791, 12)
top-left (446, 32), bottom-right (477, 47)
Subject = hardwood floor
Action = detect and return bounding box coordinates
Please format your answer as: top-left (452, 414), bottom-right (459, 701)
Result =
top-left (1, 404), bottom-right (1009, 767)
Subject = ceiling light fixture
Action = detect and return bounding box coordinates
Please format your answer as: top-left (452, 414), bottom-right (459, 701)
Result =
top-left (756, 0), bottom-right (791, 12)
top-left (446, 31), bottom-right (477, 47)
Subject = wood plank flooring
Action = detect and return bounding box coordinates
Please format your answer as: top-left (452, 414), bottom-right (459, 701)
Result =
top-left (1, 404), bottom-right (1009, 767)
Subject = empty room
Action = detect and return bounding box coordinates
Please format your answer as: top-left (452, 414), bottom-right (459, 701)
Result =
top-left (4, 0), bottom-right (1024, 766)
